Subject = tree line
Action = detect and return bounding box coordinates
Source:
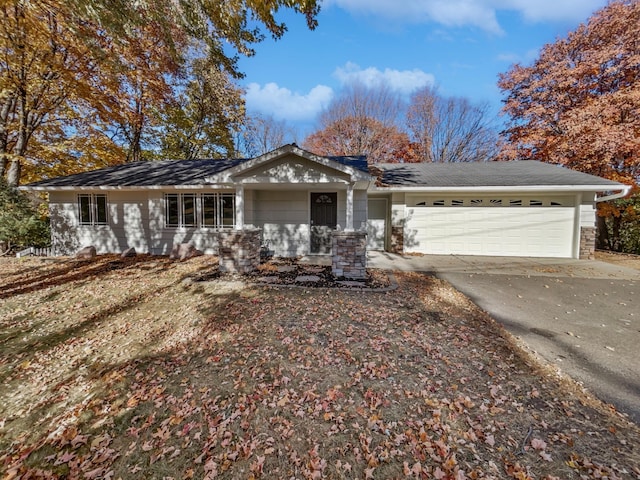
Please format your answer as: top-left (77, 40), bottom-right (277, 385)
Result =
top-left (302, 83), bottom-right (499, 164)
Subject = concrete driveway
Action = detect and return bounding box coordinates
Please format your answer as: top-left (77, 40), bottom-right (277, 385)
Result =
top-left (368, 251), bottom-right (640, 424)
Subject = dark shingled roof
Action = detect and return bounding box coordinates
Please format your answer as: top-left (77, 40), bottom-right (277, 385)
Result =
top-left (23, 156), bottom-right (625, 190)
top-left (328, 155), bottom-right (369, 173)
top-left (376, 161), bottom-right (625, 188)
top-left (24, 158), bottom-right (248, 188)
top-left (24, 155), bottom-right (370, 188)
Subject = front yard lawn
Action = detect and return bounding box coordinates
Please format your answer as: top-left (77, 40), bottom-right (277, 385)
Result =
top-left (1, 255), bottom-right (638, 479)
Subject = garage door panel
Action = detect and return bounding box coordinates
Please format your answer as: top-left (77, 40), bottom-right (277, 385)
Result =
top-left (406, 205), bottom-right (574, 257)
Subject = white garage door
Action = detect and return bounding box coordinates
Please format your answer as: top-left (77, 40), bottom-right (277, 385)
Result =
top-left (405, 196), bottom-right (576, 258)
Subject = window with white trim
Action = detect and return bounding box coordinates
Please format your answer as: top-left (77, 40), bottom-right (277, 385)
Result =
top-left (78, 194), bottom-right (108, 225)
top-left (165, 193), bottom-right (235, 228)
top-left (202, 193), bottom-right (235, 228)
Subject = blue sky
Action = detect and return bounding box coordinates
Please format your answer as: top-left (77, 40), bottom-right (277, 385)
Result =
top-left (237, 0), bottom-right (608, 140)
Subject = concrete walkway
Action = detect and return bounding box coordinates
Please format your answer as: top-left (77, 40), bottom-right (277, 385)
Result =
top-left (368, 251), bottom-right (640, 424)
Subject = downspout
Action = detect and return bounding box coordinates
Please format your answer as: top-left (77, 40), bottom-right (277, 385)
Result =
top-left (595, 186), bottom-right (632, 203)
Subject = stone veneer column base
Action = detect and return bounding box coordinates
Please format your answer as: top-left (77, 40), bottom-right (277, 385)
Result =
top-left (579, 226), bottom-right (596, 260)
top-left (331, 231), bottom-right (367, 280)
top-left (390, 226), bottom-right (404, 254)
top-left (218, 229), bottom-right (261, 274)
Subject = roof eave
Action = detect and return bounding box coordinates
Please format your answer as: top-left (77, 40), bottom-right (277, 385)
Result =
top-left (368, 184), bottom-right (628, 193)
top-left (19, 184), bottom-right (233, 192)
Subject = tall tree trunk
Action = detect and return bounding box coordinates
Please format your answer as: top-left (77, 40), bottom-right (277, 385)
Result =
top-left (6, 158), bottom-right (21, 187)
top-left (596, 215), bottom-right (610, 250)
top-left (0, 153), bottom-right (6, 179)
top-left (0, 97), bottom-right (15, 179)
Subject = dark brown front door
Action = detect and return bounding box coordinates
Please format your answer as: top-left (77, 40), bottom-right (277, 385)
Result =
top-left (310, 192), bottom-right (337, 254)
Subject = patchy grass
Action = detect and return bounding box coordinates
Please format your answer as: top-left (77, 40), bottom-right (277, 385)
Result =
top-left (1, 255), bottom-right (639, 479)
top-left (596, 250), bottom-right (640, 271)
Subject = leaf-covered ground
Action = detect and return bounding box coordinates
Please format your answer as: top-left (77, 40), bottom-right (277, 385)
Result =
top-left (1, 255), bottom-right (639, 479)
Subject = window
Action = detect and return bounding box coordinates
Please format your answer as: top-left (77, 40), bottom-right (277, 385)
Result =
top-left (202, 193), bottom-right (235, 228)
top-left (165, 193), bottom-right (235, 228)
top-left (78, 194), bottom-right (108, 225)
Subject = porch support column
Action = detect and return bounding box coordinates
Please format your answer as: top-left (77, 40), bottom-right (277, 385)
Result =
top-left (235, 184), bottom-right (244, 229)
top-left (346, 183), bottom-right (354, 232)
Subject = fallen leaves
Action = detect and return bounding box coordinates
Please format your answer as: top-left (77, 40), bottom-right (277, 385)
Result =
top-left (0, 258), bottom-right (639, 479)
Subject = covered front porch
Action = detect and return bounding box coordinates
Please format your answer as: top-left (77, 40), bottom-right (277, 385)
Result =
top-left (208, 145), bottom-right (374, 278)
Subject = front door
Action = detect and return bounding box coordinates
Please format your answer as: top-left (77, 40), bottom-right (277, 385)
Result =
top-left (310, 192), bottom-right (337, 254)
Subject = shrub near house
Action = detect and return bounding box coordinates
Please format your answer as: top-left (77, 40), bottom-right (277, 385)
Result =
top-left (0, 180), bottom-right (49, 253)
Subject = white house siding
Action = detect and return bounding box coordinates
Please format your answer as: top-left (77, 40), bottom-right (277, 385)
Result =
top-left (253, 190), bottom-right (309, 257)
top-left (579, 193), bottom-right (597, 228)
top-left (49, 190), bottom-right (152, 255)
top-left (146, 191), bottom-right (227, 255)
top-left (250, 188), bottom-right (368, 257)
top-left (353, 190), bottom-right (368, 231)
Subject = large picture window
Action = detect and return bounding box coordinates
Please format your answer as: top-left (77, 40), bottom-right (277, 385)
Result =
top-left (165, 193), bottom-right (235, 228)
top-left (202, 193), bottom-right (235, 228)
top-left (78, 194), bottom-right (108, 225)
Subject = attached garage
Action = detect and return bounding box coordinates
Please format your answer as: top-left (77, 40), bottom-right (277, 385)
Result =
top-left (404, 195), bottom-right (576, 257)
top-left (370, 161), bottom-right (631, 259)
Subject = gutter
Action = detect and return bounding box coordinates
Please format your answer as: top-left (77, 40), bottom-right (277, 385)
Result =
top-left (368, 185), bottom-right (628, 194)
top-left (596, 185), bottom-right (632, 203)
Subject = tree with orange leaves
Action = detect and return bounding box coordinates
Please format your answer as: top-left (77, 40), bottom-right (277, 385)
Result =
top-left (498, 0), bottom-right (639, 187)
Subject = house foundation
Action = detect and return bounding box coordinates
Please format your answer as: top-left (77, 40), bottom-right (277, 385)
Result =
top-left (579, 226), bottom-right (596, 260)
top-left (331, 231), bottom-right (367, 279)
top-left (218, 229), bottom-right (261, 274)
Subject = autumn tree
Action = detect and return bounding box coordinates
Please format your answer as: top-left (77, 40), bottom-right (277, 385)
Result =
top-left (407, 86), bottom-right (499, 163)
top-left (96, 21), bottom-right (188, 163)
top-left (498, 0), bottom-right (639, 185)
top-left (0, 0), bottom-right (320, 185)
top-left (238, 113), bottom-right (296, 157)
top-left (65, 0), bottom-right (319, 79)
top-left (161, 58), bottom-right (244, 160)
top-left (304, 116), bottom-right (412, 163)
top-left (0, 0), bottom-right (109, 186)
top-left (303, 83), bottom-right (409, 162)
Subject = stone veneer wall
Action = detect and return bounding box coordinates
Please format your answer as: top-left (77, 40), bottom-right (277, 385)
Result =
top-left (579, 226), bottom-right (596, 260)
top-left (218, 229), bottom-right (261, 274)
top-left (331, 231), bottom-right (367, 280)
top-left (390, 226), bottom-right (404, 254)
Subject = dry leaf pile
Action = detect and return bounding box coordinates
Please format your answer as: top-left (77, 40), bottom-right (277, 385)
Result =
top-left (1, 255), bottom-right (639, 479)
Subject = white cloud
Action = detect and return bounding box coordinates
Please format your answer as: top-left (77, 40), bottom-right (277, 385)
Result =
top-left (244, 83), bottom-right (334, 121)
top-left (502, 0), bottom-right (606, 23)
top-left (497, 48), bottom-right (542, 65)
top-left (325, 0), bottom-right (607, 33)
top-left (334, 62), bottom-right (435, 95)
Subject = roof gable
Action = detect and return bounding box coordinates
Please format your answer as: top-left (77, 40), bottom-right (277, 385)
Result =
top-left (235, 154), bottom-right (352, 184)
top-left (205, 144), bottom-right (372, 184)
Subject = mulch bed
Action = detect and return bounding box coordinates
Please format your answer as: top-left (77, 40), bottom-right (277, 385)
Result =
top-left (192, 257), bottom-right (392, 289)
